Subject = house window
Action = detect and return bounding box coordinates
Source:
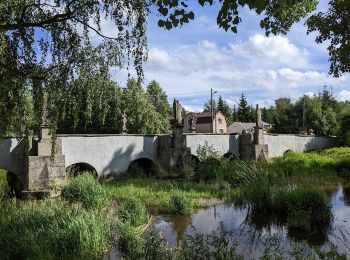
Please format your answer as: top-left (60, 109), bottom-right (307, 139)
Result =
top-left (218, 118), bottom-right (222, 124)
top-left (219, 129), bottom-right (224, 133)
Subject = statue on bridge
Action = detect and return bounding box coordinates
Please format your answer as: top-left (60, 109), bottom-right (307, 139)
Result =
top-left (189, 114), bottom-right (197, 133)
top-left (255, 104), bottom-right (263, 129)
top-left (173, 98), bottom-right (183, 126)
top-left (121, 111), bottom-right (128, 134)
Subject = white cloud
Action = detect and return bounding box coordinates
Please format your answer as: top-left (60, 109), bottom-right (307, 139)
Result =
top-left (304, 91), bottom-right (315, 98)
top-left (338, 90), bottom-right (350, 101)
top-left (231, 34), bottom-right (308, 68)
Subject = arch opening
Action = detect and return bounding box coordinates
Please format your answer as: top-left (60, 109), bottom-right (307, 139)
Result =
top-left (127, 158), bottom-right (155, 177)
top-left (66, 163), bottom-right (97, 177)
top-left (283, 150), bottom-right (294, 157)
top-left (223, 153), bottom-right (238, 162)
top-left (190, 155), bottom-right (200, 170)
top-left (1, 170), bottom-right (24, 198)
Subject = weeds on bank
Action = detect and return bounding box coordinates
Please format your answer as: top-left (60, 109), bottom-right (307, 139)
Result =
top-left (0, 169), bottom-right (9, 195)
top-left (118, 197), bottom-right (149, 226)
top-left (62, 173), bottom-right (110, 209)
top-left (0, 198), bottom-right (113, 259)
top-left (119, 224), bottom-right (346, 260)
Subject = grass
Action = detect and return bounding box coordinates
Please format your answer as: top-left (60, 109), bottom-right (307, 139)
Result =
top-left (0, 169), bottom-right (9, 195)
top-left (118, 197), bottom-right (149, 226)
top-left (62, 173), bottom-right (110, 209)
top-left (272, 147), bottom-right (350, 178)
top-left (0, 198), bottom-right (114, 259)
top-left (169, 190), bottom-right (193, 214)
top-left (105, 178), bottom-right (217, 213)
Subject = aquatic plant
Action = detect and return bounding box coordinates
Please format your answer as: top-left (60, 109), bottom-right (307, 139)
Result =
top-left (62, 173), bottom-right (110, 209)
top-left (118, 197), bottom-right (149, 227)
top-left (169, 190), bottom-right (193, 215)
top-left (0, 198), bottom-right (113, 259)
top-left (0, 169), bottom-right (9, 195)
top-left (117, 222), bottom-right (145, 258)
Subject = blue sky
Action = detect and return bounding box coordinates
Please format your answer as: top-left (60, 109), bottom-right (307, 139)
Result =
top-left (114, 1), bottom-right (349, 111)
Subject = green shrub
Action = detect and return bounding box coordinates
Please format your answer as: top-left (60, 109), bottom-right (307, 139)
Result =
top-left (117, 222), bottom-right (144, 258)
top-left (196, 157), bottom-right (221, 181)
top-left (169, 191), bottom-right (192, 215)
top-left (287, 210), bottom-right (311, 232)
top-left (0, 169), bottom-right (9, 195)
top-left (0, 199), bottom-right (113, 259)
top-left (118, 197), bottom-right (148, 227)
top-left (62, 173), bottom-right (110, 209)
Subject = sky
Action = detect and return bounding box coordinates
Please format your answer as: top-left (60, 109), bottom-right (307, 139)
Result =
top-left (114, 1), bottom-right (350, 112)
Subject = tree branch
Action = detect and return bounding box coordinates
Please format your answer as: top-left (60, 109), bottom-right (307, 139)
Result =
top-left (73, 18), bottom-right (119, 40)
top-left (0, 12), bottom-right (75, 31)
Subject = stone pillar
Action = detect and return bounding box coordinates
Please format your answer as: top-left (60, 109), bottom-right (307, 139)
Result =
top-left (239, 104), bottom-right (269, 161)
top-left (25, 91), bottom-right (66, 197)
top-left (157, 98), bottom-right (192, 177)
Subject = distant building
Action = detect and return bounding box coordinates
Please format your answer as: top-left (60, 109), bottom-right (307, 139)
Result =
top-left (228, 121), bottom-right (271, 134)
top-left (183, 111), bottom-right (227, 134)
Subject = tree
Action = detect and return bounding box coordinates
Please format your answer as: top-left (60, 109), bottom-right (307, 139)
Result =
top-left (232, 105), bottom-right (237, 121)
top-left (203, 99), bottom-right (217, 112)
top-left (270, 98), bottom-right (299, 134)
top-left (307, 0), bottom-right (350, 77)
top-left (237, 93), bottom-right (250, 122)
top-left (122, 79), bottom-right (170, 134)
top-left (217, 96), bottom-right (233, 125)
top-left (146, 80), bottom-right (172, 118)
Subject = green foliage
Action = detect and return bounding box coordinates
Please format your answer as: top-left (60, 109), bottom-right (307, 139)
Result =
top-left (217, 96), bottom-right (233, 125)
top-left (122, 79), bottom-right (170, 134)
top-left (0, 198), bottom-right (113, 259)
top-left (117, 222), bottom-right (145, 258)
top-left (307, 0), bottom-right (350, 77)
top-left (266, 87), bottom-right (350, 136)
top-left (273, 148), bottom-right (350, 176)
top-left (237, 93), bottom-right (251, 122)
top-left (147, 80), bottom-right (172, 118)
top-left (118, 197), bottom-right (149, 227)
top-left (196, 140), bottom-right (220, 161)
top-left (169, 190), bottom-right (193, 214)
top-left (62, 173), bottom-right (110, 209)
top-left (0, 169), bottom-right (9, 195)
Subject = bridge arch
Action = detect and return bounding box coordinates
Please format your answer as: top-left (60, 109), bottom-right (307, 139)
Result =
top-left (190, 154), bottom-right (200, 169)
top-left (66, 162), bottom-right (98, 177)
top-left (223, 152), bottom-right (238, 161)
top-left (4, 170), bottom-right (24, 197)
top-left (127, 157), bottom-right (156, 177)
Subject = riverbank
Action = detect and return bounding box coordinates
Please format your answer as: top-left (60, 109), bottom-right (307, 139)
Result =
top-left (0, 147), bottom-right (349, 259)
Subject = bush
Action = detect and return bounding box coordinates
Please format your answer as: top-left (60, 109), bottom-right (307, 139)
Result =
top-left (169, 191), bottom-right (192, 215)
top-left (287, 210), bottom-right (311, 232)
top-left (196, 157), bottom-right (222, 181)
top-left (62, 173), bottom-right (110, 209)
top-left (117, 222), bottom-right (145, 258)
top-left (0, 169), bottom-right (9, 195)
top-left (0, 199), bottom-right (113, 259)
top-left (118, 197), bottom-right (149, 227)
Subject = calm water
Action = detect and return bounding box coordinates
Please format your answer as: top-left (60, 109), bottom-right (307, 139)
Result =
top-left (152, 184), bottom-right (350, 258)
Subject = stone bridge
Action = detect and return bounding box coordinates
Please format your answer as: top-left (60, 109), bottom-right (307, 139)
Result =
top-left (0, 132), bottom-right (338, 194)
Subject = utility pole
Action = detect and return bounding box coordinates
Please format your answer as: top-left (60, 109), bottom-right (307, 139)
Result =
top-left (302, 97), bottom-right (306, 132)
top-left (210, 88), bottom-right (217, 133)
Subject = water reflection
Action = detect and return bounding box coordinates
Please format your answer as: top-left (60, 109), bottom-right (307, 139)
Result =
top-left (152, 184), bottom-right (350, 257)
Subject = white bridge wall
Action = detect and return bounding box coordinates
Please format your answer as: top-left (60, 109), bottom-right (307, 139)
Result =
top-left (265, 134), bottom-right (339, 157)
top-left (60, 135), bottom-right (158, 176)
top-left (0, 134), bottom-right (339, 177)
top-left (0, 138), bottom-right (25, 175)
top-left (185, 134), bottom-right (239, 157)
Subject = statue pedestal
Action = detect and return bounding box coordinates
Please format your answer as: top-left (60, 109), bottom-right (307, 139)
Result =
top-left (239, 128), bottom-right (268, 161)
top-left (253, 127), bottom-right (265, 145)
top-left (157, 125), bottom-right (192, 177)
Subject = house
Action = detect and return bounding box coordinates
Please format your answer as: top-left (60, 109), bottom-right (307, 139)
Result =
top-left (227, 121), bottom-right (271, 134)
top-left (183, 111), bottom-right (227, 134)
